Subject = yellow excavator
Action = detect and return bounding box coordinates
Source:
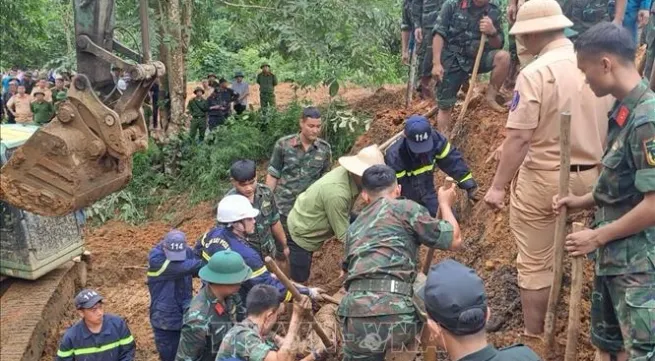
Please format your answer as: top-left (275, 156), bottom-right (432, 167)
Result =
top-left (0, 0), bottom-right (164, 217)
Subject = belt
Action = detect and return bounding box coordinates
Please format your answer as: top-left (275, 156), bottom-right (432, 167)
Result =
top-left (347, 279), bottom-right (413, 296)
top-left (570, 164), bottom-right (596, 172)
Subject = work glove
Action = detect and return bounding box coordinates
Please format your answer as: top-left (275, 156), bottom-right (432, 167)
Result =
top-left (307, 287), bottom-right (325, 300)
top-left (459, 179), bottom-right (480, 201)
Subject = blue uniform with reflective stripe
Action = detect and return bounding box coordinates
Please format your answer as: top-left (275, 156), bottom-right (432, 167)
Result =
top-left (194, 226), bottom-right (309, 302)
top-left (385, 131), bottom-right (476, 216)
top-left (56, 313), bottom-right (135, 361)
top-left (147, 244), bottom-right (203, 361)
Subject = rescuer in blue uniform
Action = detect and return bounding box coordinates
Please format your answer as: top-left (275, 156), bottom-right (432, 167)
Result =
top-left (384, 115), bottom-right (479, 216)
top-left (147, 230), bottom-right (204, 361)
top-left (56, 289), bottom-right (135, 361)
top-left (195, 194), bottom-right (323, 302)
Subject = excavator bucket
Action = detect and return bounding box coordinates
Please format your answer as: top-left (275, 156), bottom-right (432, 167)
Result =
top-left (0, 75), bottom-right (151, 217)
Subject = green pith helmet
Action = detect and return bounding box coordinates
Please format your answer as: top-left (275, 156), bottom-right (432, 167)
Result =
top-left (199, 250), bottom-right (252, 284)
top-left (260, 63), bottom-right (270, 69)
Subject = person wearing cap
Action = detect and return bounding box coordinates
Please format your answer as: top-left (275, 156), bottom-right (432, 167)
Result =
top-left (207, 78), bottom-right (236, 131)
top-left (483, 0), bottom-right (614, 337)
top-left (187, 87), bottom-right (208, 142)
top-left (553, 22), bottom-right (655, 361)
top-left (56, 289), bottom-right (135, 361)
top-left (266, 107), bottom-right (332, 272)
top-left (256, 63), bottom-right (277, 109)
top-left (419, 260), bottom-right (541, 361)
top-left (286, 145), bottom-right (385, 283)
top-left (385, 115), bottom-right (478, 216)
top-left (21, 71), bottom-right (36, 94)
top-left (30, 90), bottom-right (54, 125)
top-left (231, 71), bottom-right (249, 115)
top-left (226, 160), bottom-right (289, 265)
top-left (217, 285), bottom-right (323, 361)
top-left (195, 195), bottom-right (323, 303)
top-left (147, 230), bottom-right (204, 361)
top-left (176, 250), bottom-right (250, 361)
top-left (53, 76), bottom-right (68, 106)
top-left (31, 78), bottom-right (52, 102)
top-left (338, 165), bottom-right (463, 361)
top-left (431, 0), bottom-right (510, 132)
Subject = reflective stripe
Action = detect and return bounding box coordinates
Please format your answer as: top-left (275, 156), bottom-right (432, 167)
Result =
top-left (283, 291), bottom-right (293, 302)
top-left (147, 259), bottom-right (171, 277)
top-left (202, 251), bottom-right (211, 261)
top-left (250, 266), bottom-right (267, 279)
top-left (458, 172), bottom-right (473, 183)
top-left (396, 163), bottom-right (435, 178)
top-left (434, 142), bottom-right (451, 160)
top-left (56, 335), bottom-right (134, 357)
top-left (396, 171), bottom-right (407, 178)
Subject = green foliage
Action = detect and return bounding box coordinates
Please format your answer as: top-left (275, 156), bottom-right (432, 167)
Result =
top-left (86, 101), bottom-right (369, 224)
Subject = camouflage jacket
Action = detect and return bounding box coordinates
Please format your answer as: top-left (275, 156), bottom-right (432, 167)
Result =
top-left (267, 134), bottom-right (332, 216)
top-left (226, 183), bottom-right (280, 258)
top-left (175, 286), bottom-right (245, 361)
top-left (563, 0), bottom-right (611, 37)
top-left (402, 0), bottom-right (413, 31)
top-left (593, 80), bottom-right (655, 276)
top-left (216, 319), bottom-right (278, 361)
top-left (412, 0), bottom-right (447, 31)
top-left (434, 0), bottom-right (504, 72)
top-left (337, 197), bottom-right (454, 317)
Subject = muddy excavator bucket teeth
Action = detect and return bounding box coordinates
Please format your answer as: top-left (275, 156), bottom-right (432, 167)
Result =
top-left (0, 74), bottom-right (151, 217)
top-left (0, 121), bottom-right (135, 217)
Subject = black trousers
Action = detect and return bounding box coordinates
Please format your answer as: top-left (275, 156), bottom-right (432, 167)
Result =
top-left (234, 103), bottom-right (246, 115)
top-left (288, 238), bottom-right (312, 283)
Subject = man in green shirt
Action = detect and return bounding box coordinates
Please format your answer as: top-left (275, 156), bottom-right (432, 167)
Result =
top-left (256, 64), bottom-right (277, 109)
top-left (31, 91), bottom-right (54, 125)
top-left (286, 145), bottom-right (385, 283)
top-left (52, 77), bottom-right (68, 107)
top-left (187, 87), bottom-right (208, 142)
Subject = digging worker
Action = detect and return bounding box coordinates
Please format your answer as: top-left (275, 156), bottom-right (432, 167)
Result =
top-left (402, 0), bottom-right (415, 66)
top-left (418, 260), bottom-right (541, 361)
top-left (226, 159), bottom-right (288, 264)
top-left (147, 230), bottom-right (204, 361)
top-left (256, 63), bottom-right (277, 109)
top-left (484, 0), bottom-right (614, 338)
top-left (385, 115), bottom-right (479, 216)
top-left (554, 22), bottom-right (655, 361)
top-left (432, 0), bottom-right (510, 133)
top-left (56, 289), bottom-right (136, 361)
top-left (338, 164), bottom-right (463, 361)
top-left (286, 145), bottom-right (385, 283)
top-left (176, 250), bottom-right (251, 361)
top-left (188, 87), bottom-right (208, 142)
top-left (412, 0), bottom-right (446, 99)
top-left (196, 195), bottom-right (324, 302)
top-left (217, 285), bottom-right (324, 361)
top-left (266, 107), bottom-right (332, 278)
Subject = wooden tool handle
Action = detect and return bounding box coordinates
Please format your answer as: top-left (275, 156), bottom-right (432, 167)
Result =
top-left (264, 257), bottom-right (334, 349)
top-left (544, 111), bottom-right (572, 349)
top-left (457, 34), bottom-right (488, 122)
top-left (564, 222), bottom-right (585, 361)
top-left (421, 177), bottom-right (457, 274)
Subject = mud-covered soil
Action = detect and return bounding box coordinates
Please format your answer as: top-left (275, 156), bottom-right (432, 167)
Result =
top-left (42, 86), bottom-right (596, 361)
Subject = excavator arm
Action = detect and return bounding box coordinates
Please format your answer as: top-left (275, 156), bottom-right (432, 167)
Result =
top-left (0, 0), bottom-right (165, 216)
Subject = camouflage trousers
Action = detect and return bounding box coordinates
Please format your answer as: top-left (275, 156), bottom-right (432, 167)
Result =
top-left (644, 16), bottom-right (655, 82)
top-left (340, 313), bottom-right (421, 361)
top-left (416, 27), bottom-right (435, 78)
top-left (436, 51), bottom-right (497, 110)
top-left (590, 272), bottom-right (655, 360)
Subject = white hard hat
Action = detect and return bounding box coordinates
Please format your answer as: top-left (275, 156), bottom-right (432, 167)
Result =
top-left (216, 194), bottom-right (260, 223)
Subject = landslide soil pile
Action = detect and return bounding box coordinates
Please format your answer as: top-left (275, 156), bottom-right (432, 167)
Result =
top-left (41, 86), bottom-right (594, 361)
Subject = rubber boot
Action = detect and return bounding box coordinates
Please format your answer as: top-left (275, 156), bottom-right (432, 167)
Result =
top-left (485, 85), bottom-right (506, 113)
top-left (420, 76), bottom-right (434, 100)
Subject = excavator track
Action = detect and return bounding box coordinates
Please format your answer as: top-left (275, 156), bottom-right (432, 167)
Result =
top-left (0, 261), bottom-right (85, 361)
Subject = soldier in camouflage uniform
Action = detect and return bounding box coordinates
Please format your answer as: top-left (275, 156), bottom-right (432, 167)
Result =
top-left (643, 2), bottom-right (655, 84)
top-left (175, 250), bottom-right (251, 361)
top-left (556, 23), bottom-right (655, 361)
top-left (226, 160), bottom-right (287, 261)
top-left (338, 165), bottom-right (463, 361)
top-left (265, 107), bottom-right (331, 269)
top-left (217, 285), bottom-right (321, 361)
top-left (256, 64), bottom-right (277, 109)
top-left (402, 0), bottom-right (414, 66)
top-left (419, 260), bottom-right (542, 361)
top-left (412, 0), bottom-right (447, 99)
top-left (432, 0), bottom-right (510, 133)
